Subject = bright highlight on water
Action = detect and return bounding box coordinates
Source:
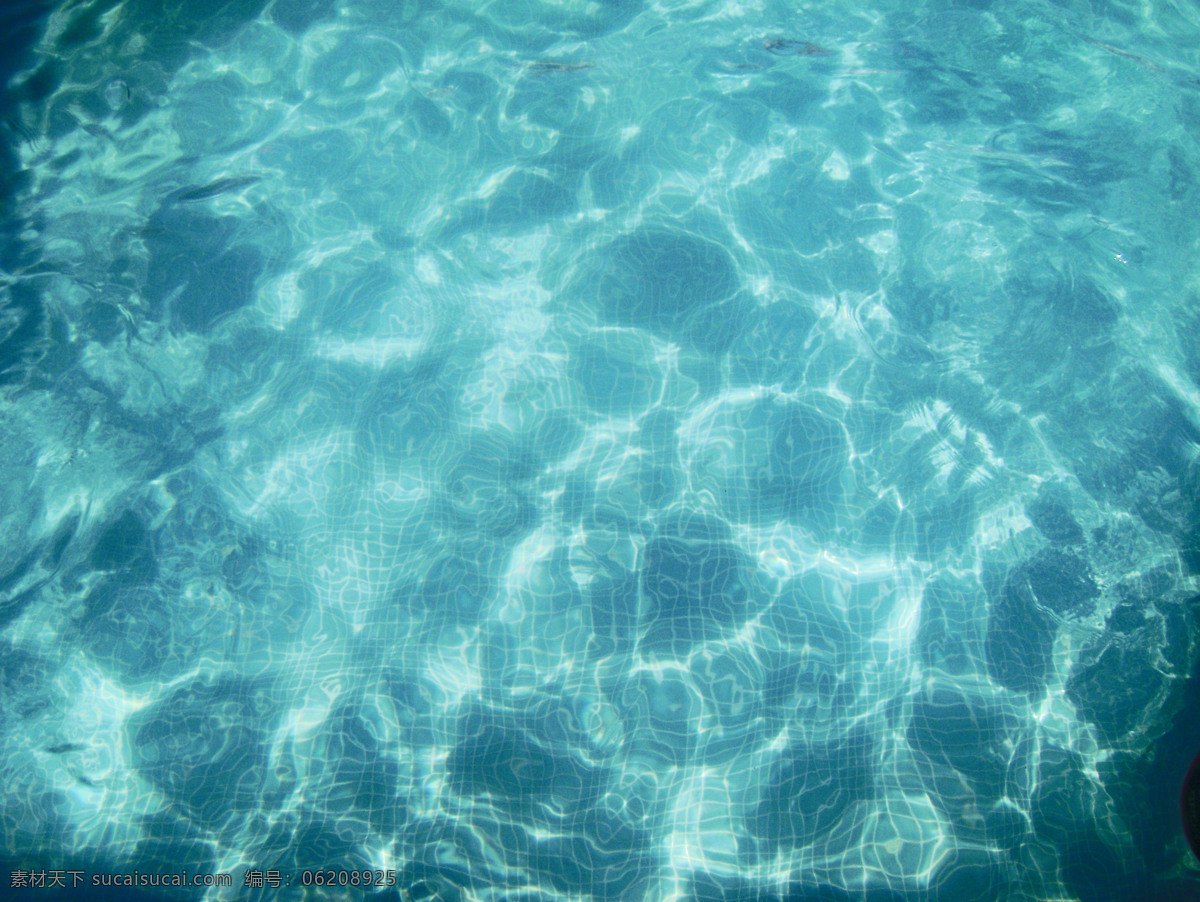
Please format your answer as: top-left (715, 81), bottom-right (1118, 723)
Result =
top-left (1, 1), bottom-right (1199, 900)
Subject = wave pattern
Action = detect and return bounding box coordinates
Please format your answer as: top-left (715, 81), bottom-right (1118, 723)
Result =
top-left (2, 0), bottom-right (1200, 900)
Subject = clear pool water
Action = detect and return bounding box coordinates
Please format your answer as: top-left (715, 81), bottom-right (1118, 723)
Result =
top-left (2, 1), bottom-right (1200, 900)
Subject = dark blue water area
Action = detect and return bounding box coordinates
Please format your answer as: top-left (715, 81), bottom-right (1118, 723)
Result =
top-left (3, 0), bottom-right (1200, 900)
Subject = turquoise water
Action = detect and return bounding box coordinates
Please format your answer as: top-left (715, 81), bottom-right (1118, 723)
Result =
top-left (2, 0), bottom-right (1200, 899)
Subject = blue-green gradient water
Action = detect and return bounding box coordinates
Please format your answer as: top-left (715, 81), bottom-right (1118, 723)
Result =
top-left (2, 0), bottom-right (1200, 900)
